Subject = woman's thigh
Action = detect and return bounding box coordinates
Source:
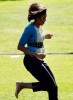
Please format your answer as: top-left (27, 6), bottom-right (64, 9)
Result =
top-left (42, 62), bottom-right (56, 83)
top-left (24, 55), bottom-right (56, 86)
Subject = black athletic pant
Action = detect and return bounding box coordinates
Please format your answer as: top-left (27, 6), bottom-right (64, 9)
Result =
top-left (23, 54), bottom-right (58, 100)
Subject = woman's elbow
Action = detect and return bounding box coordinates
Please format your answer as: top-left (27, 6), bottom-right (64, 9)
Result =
top-left (17, 45), bottom-right (24, 51)
top-left (17, 45), bottom-right (21, 50)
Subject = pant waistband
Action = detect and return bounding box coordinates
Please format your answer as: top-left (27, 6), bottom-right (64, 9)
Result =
top-left (27, 42), bottom-right (43, 48)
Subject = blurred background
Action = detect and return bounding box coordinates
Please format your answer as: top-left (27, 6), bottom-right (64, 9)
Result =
top-left (0, 0), bottom-right (73, 55)
top-left (0, 0), bottom-right (73, 100)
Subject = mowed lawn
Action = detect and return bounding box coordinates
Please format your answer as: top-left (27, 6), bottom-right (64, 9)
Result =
top-left (0, 0), bottom-right (73, 54)
top-left (0, 55), bottom-right (73, 100)
top-left (0, 0), bottom-right (73, 100)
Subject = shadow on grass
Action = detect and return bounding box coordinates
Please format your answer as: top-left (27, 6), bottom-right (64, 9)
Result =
top-left (0, 52), bottom-right (73, 55)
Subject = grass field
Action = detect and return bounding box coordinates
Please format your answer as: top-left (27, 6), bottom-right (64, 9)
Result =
top-left (0, 0), bottom-right (73, 54)
top-left (0, 0), bottom-right (73, 100)
top-left (0, 55), bottom-right (73, 100)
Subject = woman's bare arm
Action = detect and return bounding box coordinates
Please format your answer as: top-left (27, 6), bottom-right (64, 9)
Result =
top-left (17, 45), bottom-right (46, 59)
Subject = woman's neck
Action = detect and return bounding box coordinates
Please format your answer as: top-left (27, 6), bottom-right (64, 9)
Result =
top-left (33, 21), bottom-right (40, 28)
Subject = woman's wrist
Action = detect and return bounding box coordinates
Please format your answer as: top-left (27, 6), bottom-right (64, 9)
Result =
top-left (32, 52), bottom-right (37, 57)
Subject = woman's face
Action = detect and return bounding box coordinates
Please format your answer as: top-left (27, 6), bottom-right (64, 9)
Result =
top-left (35, 14), bottom-right (47, 26)
top-left (38, 14), bottom-right (47, 25)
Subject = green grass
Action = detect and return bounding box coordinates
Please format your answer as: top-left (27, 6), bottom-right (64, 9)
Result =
top-left (0, 55), bottom-right (73, 100)
top-left (0, 0), bottom-right (73, 54)
top-left (0, 0), bottom-right (73, 100)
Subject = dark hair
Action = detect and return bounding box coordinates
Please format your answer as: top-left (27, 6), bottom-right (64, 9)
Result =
top-left (28, 3), bottom-right (47, 22)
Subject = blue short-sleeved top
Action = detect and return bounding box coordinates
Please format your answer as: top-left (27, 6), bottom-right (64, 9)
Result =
top-left (18, 22), bottom-right (45, 54)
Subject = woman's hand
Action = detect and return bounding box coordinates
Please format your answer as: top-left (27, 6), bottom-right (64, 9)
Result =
top-left (45, 34), bottom-right (53, 39)
top-left (35, 53), bottom-right (46, 59)
top-left (18, 45), bottom-right (46, 59)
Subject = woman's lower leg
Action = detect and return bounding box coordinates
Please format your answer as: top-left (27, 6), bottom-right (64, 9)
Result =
top-left (48, 86), bottom-right (58, 100)
top-left (15, 81), bottom-right (33, 98)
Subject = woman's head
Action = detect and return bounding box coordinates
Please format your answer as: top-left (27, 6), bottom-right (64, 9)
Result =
top-left (28, 3), bottom-right (47, 22)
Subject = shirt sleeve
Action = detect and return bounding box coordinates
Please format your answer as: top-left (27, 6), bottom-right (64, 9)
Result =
top-left (18, 27), bottom-right (31, 45)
